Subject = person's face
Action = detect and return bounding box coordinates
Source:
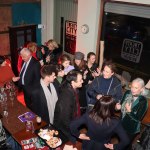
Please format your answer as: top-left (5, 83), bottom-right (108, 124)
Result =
top-left (75, 59), bottom-right (81, 66)
top-left (131, 81), bottom-right (143, 96)
top-left (21, 53), bottom-right (31, 62)
top-left (88, 55), bottom-right (96, 64)
top-left (58, 70), bottom-right (65, 77)
top-left (62, 60), bottom-right (70, 69)
top-left (47, 43), bottom-right (54, 51)
top-left (102, 66), bottom-right (114, 79)
top-left (47, 72), bottom-right (56, 83)
top-left (72, 74), bottom-right (83, 88)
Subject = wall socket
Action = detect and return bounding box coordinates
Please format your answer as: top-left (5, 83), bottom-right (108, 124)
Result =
top-left (38, 24), bottom-right (45, 29)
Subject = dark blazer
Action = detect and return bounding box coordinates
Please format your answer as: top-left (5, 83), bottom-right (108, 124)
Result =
top-left (18, 57), bottom-right (41, 108)
top-left (70, 113), bottom-right (129, 150)
top-left (30, 83), bottom-right (50, 124)
top-left (21, 57), bottom-right (41, 86)
top-left (121, 90), bottom-right (148, 134)
top-left (53, 86), bottom-right (77, 139)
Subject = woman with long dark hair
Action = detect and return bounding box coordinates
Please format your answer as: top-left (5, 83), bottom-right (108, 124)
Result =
top-left (70, 96), bottom-right (129, 150)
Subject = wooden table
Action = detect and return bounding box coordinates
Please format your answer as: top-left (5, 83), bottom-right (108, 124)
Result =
top-left (0, 98), bottom-right (32, 134)
top-left (0, 92), bottom-right (80, 149)
top-left (13, 119), bottom-right (47, 145)
top-left (0, 96), bottom-right (47, 144)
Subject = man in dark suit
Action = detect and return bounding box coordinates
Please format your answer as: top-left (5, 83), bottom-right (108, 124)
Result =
top-left (30, 65), bottom-right (58, 124)
top-left (18, 47), bottom-right (41, 108)
top-left (54, 71), bottom-right (83, 141)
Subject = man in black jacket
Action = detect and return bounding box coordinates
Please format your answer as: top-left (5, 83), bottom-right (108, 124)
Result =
top-left (54, 71), bottom-right (83, 141)
top-left (18, 48), bottom-right (41, 108)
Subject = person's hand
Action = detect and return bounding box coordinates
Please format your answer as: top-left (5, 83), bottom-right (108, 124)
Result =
top-left (115, 103), bottom-right (121, 110)
top-left (88, 80), bottom-right (92, 84)
top-left (39, 60), bottom-right (44, 66)
top-left (92, 71), bottom-right (100, 77)
top-left (83, 70), bottom-right (88, 79)
top-left (12, 77), bottom-right (20, 82)
top-left (125, 102), bottom-right (131, 112)
top-left (41, 47), bottom-right (45, 54)
top-left (104, 143), bottom-right (114, 149)
top-left (84, 70), bottom-right (88, 75)
top-left (46, 55), bottom-right (50, 63)
top-left (96, 68), bottom-right (101, 76)
top-left (96, 94), bottom-right (102, 100)
top-left (79, 134), bottom-right (90, 140)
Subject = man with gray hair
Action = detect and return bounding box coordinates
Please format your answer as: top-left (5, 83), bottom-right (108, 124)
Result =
top-left (18, 47), bottom-right (41, 108)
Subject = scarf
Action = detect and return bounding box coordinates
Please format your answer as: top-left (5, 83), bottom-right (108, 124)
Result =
top-left (40, 79), bottom-right (58, 124)
top-left (121, 93), bottom-right (135, 118)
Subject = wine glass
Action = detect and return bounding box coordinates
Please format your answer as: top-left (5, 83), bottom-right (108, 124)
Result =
top-left (9, 91), bottom-right (15, 101)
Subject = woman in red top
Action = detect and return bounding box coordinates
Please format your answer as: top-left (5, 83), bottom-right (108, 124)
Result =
top-left (0, 56), bottom-right (19, 87)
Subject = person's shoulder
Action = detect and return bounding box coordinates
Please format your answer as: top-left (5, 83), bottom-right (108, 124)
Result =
top-left (139, 95), bottom-right (148, 103)
top-left (111, 117), bottom-right (121, 126)
top-left (69, 65), bottom-right (75, 69)
top-left (31, 83), bottom-right (41, 93)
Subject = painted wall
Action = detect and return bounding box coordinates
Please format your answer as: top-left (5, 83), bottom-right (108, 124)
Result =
top-left (12, 3), bottom-right (41, 44)
top-left (41, 0), bottom-right (78, 48)
top-left (41, 0), bottom-right (54, 44)
top-left (76, 0), bottom-right (100, 59)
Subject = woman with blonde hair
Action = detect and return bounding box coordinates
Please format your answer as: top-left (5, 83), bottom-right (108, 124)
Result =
top-left (38, 39), bottom-right (62, 65)
top-left (116, 78), bottom-right (148, 144)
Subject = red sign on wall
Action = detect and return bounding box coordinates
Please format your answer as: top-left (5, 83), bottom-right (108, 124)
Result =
top-left (64, 20), bottom-right (77, 54)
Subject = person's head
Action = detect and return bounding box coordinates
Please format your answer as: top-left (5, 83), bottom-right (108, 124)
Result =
top-left (47, 39), bottom-right (58, 51)
top-left (26, 42), bottom-right (37, 53)
top-left (65, 70), bottom-right (83, 89)
top-left (55, 64), bottom-right (65, 77)
top-left (20, 48), bottom-right (32, 62)
top-left (40, 65), bottom-right (57, 83)
top-left (102, 61), bottom-right (116, 79)
top-left (131, 78), bottom-right (145, 96)
top-left (89, 95), bottom-right (115, 124)
top-left (74, 52), bottom-right (84, 66)
top-left (60, 54), bottom-right (71, 69)
top-left (87, 52), bottom-right (96, 64)
top-left (0, 56), bottom-right (6, 66)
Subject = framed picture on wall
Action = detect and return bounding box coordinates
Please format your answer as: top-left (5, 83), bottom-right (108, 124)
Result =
top-left (64, 20), bottom-right (77, 54)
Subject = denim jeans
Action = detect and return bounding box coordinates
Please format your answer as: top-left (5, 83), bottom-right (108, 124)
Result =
top-left (6, 133), bottom-right (22, 150)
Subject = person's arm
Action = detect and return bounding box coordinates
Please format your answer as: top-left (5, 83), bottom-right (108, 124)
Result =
top-left (54, 90), bottom-right (75, 136)
top-left (113, 122), bottom-right (130, 150)
top-left (87, 77), bottom-right (100, 99)
top-left (70, 114), bottom-right (90, 140)
top-left (114, 83), bottom-right (123, 102)
top-left (33, 61), bottom-right (41, 83)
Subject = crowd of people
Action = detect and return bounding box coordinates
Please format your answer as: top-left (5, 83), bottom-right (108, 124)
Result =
top-left (0, 39), bottom-right (149, 150)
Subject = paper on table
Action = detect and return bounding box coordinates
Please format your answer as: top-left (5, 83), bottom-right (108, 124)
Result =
top-left (18, 112), bottom-right (35, 122)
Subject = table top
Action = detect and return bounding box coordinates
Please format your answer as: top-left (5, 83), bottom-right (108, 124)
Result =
top-left (0, 98), bottom-right (32, 134)
top-left (0, 93), bottom-right (47, 144)
top-left (13, 119), bottom-right (47, 145)
top-left (0, 91), bottom-right (79, 149)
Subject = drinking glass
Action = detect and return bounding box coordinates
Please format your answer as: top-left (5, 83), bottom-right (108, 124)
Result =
top-left (9, 91), bottom-right (15, 101)
top-left (1, 101), bottom-right (8, 119)
top-left (36, 116), bottom-right (42, 126)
